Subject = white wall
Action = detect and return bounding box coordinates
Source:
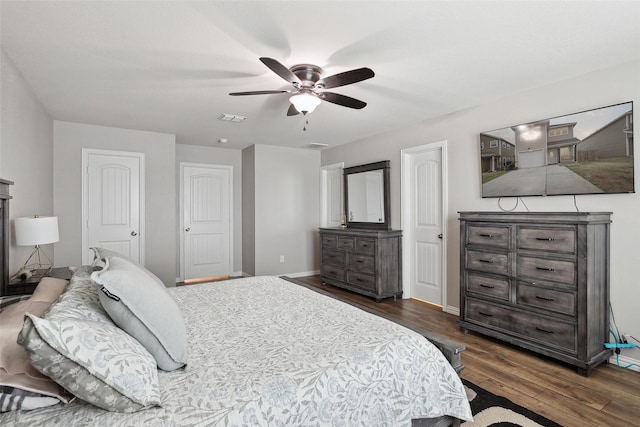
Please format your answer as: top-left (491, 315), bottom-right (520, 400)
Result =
top-left (322, 59), bottom-right (640, 362)
top-left (0, 48), bottom-right (55, 275)
top-left (175, 144), bottom-right (243, 276)
top-left (244, 144), bottom-right (320, 277)
top-left (53, 121), bottom-right (177, 286)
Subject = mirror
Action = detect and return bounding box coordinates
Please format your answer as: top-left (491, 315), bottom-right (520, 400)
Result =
top-left (344, 160), bottom-right (391, 229)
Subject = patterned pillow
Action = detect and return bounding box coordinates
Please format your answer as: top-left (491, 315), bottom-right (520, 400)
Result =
top-left (17, 267), bottom-right (161, 412)
top-left (43, 266), bottom-right (113, 324)
top-left (91, 256), bottom-right (188, 371)
top-left (19, 313), bottom-right (160, 412)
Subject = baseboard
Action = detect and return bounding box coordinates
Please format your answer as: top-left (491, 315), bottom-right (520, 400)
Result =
top-left (285, 270), bottom-right (320, 278)
top-left (609, 353), bottom-right (640, 373)
top-left (445, 305), bottom-right (460, 316)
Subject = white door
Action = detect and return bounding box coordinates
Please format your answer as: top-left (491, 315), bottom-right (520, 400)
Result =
top-left (320, 163), bottom-right (344, 228)
top-left (181, 164), bottom-right (232, 280)
top-left (82, 149), bottom-right (144, 265)
top-left (401, 142), bottom-right (447, 307)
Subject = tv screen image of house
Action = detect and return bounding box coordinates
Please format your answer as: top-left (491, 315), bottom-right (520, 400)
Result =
top-left (480, 101), bottom-right (634, 198)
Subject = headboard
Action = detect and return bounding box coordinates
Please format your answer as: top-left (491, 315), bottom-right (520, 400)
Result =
top-left (0, 179), bottom-right (14, 296)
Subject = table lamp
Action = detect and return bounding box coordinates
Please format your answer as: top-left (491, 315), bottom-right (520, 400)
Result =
top-left (14, 215), bottom-right (59, 276)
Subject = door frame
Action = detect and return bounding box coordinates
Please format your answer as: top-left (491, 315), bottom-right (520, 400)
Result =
top-left (81, 148), bottom-right (145, 265)
top-left (320, 162), bottom-right (344, 228)
top-left (179, 162), bottom-right (233, 281)
top-left (400, 140), bottom-right (449, 311)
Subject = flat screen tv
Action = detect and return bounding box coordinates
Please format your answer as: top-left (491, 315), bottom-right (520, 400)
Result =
top-left (480, 101), bottom-right (634, 198)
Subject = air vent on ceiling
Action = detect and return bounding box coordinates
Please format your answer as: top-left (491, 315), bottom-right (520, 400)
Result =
top-left (218, 113), bottom-right (246, 122)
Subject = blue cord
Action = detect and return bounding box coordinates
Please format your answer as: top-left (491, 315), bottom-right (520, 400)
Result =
top-left (610, 328), bottom-right (640, 370)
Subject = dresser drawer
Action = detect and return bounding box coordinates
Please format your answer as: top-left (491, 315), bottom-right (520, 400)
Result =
top-left (350, 253), bottom-right (375, 272)
top-left (466, 299), bottom-right (576, 353)
top-left (337, 237), bottom-right (355, 250)
top-left (322, 249), bottom-right (345, 267)
top-left (467, 272), bottom-right (510, 300)
top-left (322, 234), bottom-right (338, 248)
top-left (517, 255), bottom-right (575, 284)
top-left (321, 266), bottom-right (345, 282)
top-left (517, 282), bottom-right (576, 316)
top-left (347, 271), bottom-right (376, 291)
top-left (355, 238), bottom-right (375, 254)
top-left (517, 227), bottom-right (576, 254)
top-left (467, 224), bottom-right (510, 249)
top-left (466, 249), bottom-right (509, 275)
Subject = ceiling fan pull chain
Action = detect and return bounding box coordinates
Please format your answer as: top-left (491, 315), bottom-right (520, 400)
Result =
top-left (303, 118), bottom-right (309, 132)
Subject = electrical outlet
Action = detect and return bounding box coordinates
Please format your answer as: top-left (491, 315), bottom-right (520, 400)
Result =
top-left (279, 255), bottom-right (285, 263)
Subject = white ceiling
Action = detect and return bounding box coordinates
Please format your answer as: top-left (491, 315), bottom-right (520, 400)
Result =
top-left (2, 1), bottom-right (639, 150)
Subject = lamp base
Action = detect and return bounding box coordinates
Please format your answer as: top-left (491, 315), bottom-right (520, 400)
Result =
top-left (18, 245), bottom-right (53, 278)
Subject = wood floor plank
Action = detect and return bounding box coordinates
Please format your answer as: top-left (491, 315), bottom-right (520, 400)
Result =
top-left (288, 275), bottom-right (640, 426)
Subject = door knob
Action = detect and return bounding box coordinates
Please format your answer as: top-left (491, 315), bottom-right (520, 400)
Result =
top-left (185, 228), bottom-right (190, 232)
top-left (438, 233), bottom-right (443, 239)
top-left (131, 231), bottom-right (138, 236)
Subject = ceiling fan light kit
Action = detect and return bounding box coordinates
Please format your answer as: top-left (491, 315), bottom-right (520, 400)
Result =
top-left (229, 57), bottom-right (374, 117)
top-left (289, 92), bottom-right (321, 114)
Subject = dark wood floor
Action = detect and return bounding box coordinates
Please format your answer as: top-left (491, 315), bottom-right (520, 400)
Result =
top-left (289, 275), bottom-right (640, 427)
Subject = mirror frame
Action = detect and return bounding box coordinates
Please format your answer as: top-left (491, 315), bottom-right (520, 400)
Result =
top-left (343, 160), bottom-right (391, 230)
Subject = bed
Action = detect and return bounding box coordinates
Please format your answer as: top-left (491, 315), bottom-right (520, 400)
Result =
top-left (0, 249), bottom-right (472, 426)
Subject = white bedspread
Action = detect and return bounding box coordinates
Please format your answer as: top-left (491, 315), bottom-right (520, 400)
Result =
top-left (1, 276), bottom-right (472, 426)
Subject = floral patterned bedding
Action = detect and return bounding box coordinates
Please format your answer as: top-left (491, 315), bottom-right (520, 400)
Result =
top-left (1, 276), bottom-right (472, 426)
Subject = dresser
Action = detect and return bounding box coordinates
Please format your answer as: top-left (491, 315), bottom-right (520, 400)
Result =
top-left (319, 228), bottom-right (402, 302)
top-left (458, 211), bottom-right (611, 376)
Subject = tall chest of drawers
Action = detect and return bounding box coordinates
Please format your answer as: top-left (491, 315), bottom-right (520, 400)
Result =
top-left (458, 212), bottom-right (611, 375)
top-left (319, 228), bottom-right (402, 302)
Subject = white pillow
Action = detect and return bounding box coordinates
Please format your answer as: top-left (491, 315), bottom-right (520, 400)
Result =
top-left (91, 256), bottom-right (188, 371)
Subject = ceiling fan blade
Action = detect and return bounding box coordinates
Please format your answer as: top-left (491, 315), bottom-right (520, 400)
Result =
top-left (317, 67), bottom-right (374, 89)
top-left (229, 90), bottom-right (291, 96)
top-left (260, 57), bottom-right (302, 85)
top-left (319, 92), bottom-right (367, 109)
top-left (286, 104), bottom-right (300, 116)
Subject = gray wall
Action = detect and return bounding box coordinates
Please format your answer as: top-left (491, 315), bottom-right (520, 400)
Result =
top-left (322, 59), bottom-right (640, 361)
top-left (243, 144), bottom-right (320, 276)
top-left (0, 48), bottom-right (55, 275)
top-left (53, 121), bottom-right (177, 286)
top-left (241, 145), bottom-right (255, 276)
top-left (175, 144), bottom-right (243, 276)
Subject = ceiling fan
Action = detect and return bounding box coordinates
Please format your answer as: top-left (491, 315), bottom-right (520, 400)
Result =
top-left (229, 57), bottom-right (374, 116)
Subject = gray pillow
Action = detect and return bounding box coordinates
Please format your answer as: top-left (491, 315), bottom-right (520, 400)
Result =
top-left (91, 256), bottom-right (188, 371)
top-left (19, 313), bottom-right (160, 412)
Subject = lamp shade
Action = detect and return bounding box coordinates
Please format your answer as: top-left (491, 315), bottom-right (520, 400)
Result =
top-left (289, 92), bottom-right (321, 114)
top-left (14, 216), bottom-right (59, 246)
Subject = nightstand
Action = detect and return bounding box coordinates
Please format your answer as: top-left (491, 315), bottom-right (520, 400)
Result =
top-left (7, 267), bottom-right (72, 296)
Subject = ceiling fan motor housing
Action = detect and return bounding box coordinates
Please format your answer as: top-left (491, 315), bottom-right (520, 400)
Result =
top-left (290, 64), bottom-right (324, 89)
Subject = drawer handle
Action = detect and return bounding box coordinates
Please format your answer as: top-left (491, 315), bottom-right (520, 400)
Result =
top-left (535, 295), bottom-right (555, 302)
top-left (355, 278), bottom-right (363, 282)
top-left (356, 260), bottom-right (364, 263)
top-left (535, 237), bottom-right (556, 241)
top-left (478, 311), bottom-right (493, 317)
top-left (478, 259), bottom-right (494, 264)
top-left (535, 327), bottom-right (555, 334)
top-left (535, 266), bottom-right (555, 271)
top-left (480, 284), bottom-right (495, 289)
top-left (479, 233), bottom-right (495, 238)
